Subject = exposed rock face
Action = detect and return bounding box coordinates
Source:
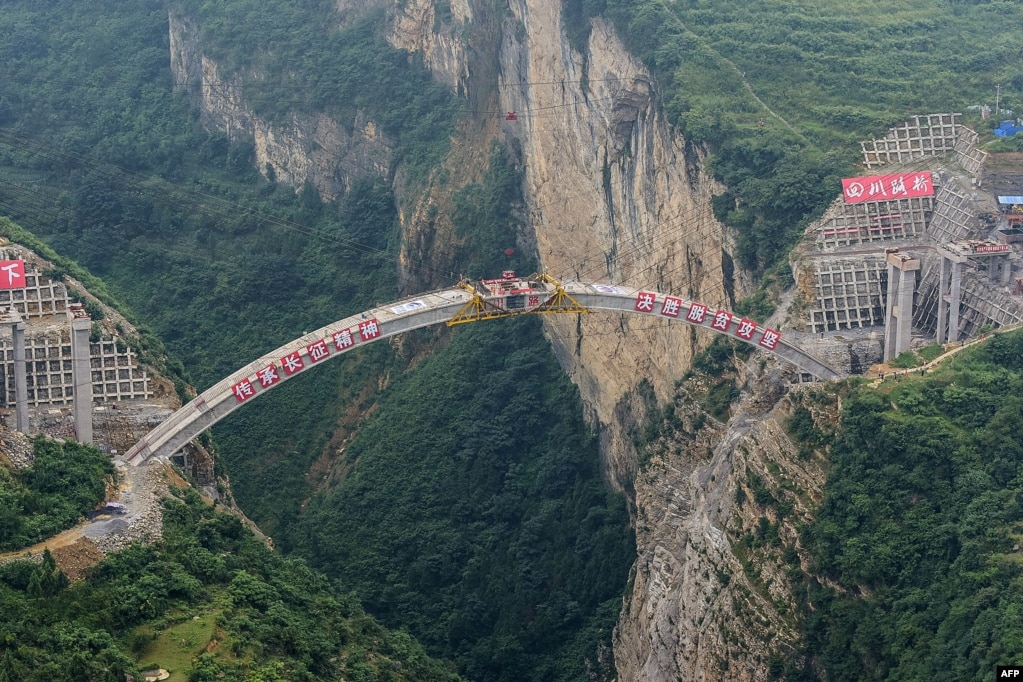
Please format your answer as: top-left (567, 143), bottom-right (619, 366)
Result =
top-left (388, 0), bottom-right (473, 95)
top-left (390, 3), bottom-right (791, 679)
top-left (169, 2), bottom-right (823, 680)
top-left (617, 365), bottom-right (833, 680)
top-left (494, 3), bottom-right (735, 497)
top-left (169, 12), bottom-right (393, 202)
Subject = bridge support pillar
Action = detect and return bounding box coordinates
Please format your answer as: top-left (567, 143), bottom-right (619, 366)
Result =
top-left (990, 253), bottom-right (1013, 286)
top-left (69, 304), bottom-right (93, 444)
top-left (1, 308), bottom-right (29, 434)
top-left (936, 249), bottom-right (966, 345)
top-left (884, 251), bottom-right (920, 362)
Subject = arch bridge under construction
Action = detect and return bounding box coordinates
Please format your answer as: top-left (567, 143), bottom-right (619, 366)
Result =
top-left (123, 272), bottom-right (843, 467)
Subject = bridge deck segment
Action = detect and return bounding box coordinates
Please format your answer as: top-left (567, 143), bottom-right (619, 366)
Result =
top-left (124, 279), bottom-right (841, 466)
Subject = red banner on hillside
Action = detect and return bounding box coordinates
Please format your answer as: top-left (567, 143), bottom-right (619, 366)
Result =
top-left (842, 172), bottom-right (933, 204)
top-left (0, 260), bottom-right (25, 289)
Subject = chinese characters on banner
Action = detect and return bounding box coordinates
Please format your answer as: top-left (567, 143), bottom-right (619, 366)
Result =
top-left (307, 339), bottom-right (330, 363)
top-left (232, 378), bottom-right (255, 402)
top-left (634, 292), bottom-right (655, 312)
top-left (633, 292), bottom-right (782, 351)
top-left (0, 260), bottom-right (25, 290)
top-left (975, 243), bottom-right (1010, 254)
top-left (841, 172), bottom-right (933, 204)
top-left (359, 318), bottom-right (381, 341)
top-left (232, 318), bottom-right (384, 401)
top-left (256, 365), bottom-right (281, 388)
top-left (661, 296), bottom-right (683, 318)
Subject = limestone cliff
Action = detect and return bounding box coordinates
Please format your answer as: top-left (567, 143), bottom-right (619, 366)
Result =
top-left (168, 2), bottom-right (825, 680)
top-left (391, 3), bottom-right (800, 679)
top-left (616, 360), bottom-right (836, 680)
top-left (169, 12), bottom-right (393, 201)
top-left (494, 2), bottom-right (734, 493)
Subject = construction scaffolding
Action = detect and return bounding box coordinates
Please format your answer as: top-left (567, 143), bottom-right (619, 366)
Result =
top-left (861, 113), bottom-right (961, 168)
top-left (792, 113), bottom-right (1023, 358)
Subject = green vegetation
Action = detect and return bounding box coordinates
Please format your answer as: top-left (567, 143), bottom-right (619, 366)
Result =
top-left (171, 0), bottom-right (458, 183)
top-left (0, 0), bottom-right (452, 537)
top-left (0, 488), bottom-right (460, 681)
top-left (889, 342), bottom-right (949, 368)
top-left (566, 0), bottom-right (1022, 269)
top-left (788, 330), bottom-right (1023, 679)
top-left (294, 317), bottom-right (635, 682)
top-left (0, 3), bottom-right (635, 677)
top-left (0, 437), bottom-right (113, 552)
top-left (7, 0), bottom-right (1019, 678)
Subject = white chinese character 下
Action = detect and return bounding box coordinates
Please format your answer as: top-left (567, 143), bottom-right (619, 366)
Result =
top-left (759, 329), bottom-right (781, 350)
top-left (735, 318), bottom-right (757, 340)
top-left (911, 174), bottom-right (930, 193)
top-left (333, 329), bottom-right (354, 350)
top-left (281, 351), bottom-right (305, 376)
top-left (0, 262), bottom-right (23, 287)
top-left (232, 378), bottom-right (255, 402)
top-left (256, 365), bottom-right (280, 388)
top-left (359, 318), bottom-right (381, 341)
top-left (890, 176), bottom-right (907, 195)
top-left (686, 303), bottom-right (708, 324)
top-left (635, 292), bottom-right (656, 312)
top-left (307, 339), bottom-right (330, 363)
top-left (868, 180), bottom-right (888, 198)
top-left (710, 309), bottom-right (732, 331)
top-left (660, 296), bottom-right (682, 318)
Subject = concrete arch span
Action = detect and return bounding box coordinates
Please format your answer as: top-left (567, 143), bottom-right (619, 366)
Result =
top-left (124, 275), bottom-right (842, 466)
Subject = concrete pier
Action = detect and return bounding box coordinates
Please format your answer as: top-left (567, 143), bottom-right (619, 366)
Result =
top-left (69, 304), bottom-right (93, 444)
top-left (0, 308), bottom-right (29, 434)
top-left (884, 251), bottom-right (920, 362)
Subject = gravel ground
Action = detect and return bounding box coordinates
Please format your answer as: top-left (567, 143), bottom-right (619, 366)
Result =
top-left (0, 454), bottom-right (172, 575)
top-left (88, 458), bottom-right (169, 554)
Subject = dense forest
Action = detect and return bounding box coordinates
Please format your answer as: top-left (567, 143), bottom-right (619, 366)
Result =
top-left (566, 0), bottom-right (1023, 269)
top-left (0, 0), bottom-right (1021, 679)
top-left (293, 317), bottom-right (634, 681)
top-left (791, 332), bottom-right (1023, 679)
top-left (0, 438), bottom-right (112, 552)
top-left (0, 487), bottom-right (461, 681)
top-left (0, 0), bottom-right (631, 678)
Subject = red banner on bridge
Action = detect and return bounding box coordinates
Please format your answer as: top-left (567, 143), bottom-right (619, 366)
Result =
top-left (976, 243), bottom-right (1010, 253)
top-left (841, 172), bottom-right (933, 204)
top-left (231, 378), bottom-right (256, 402)
top-left (631, 292), bottom-right (785, 350)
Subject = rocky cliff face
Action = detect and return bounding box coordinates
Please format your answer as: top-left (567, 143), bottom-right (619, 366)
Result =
top-left (616, 363), bottom-right (835, 680)
top-left (395, 4), bottom-right (810, 678)
top-left (493, 1), bottom-right (735, 493)
top-left (169, 2), bottom-right (819, 679)
top-left (169, 12), bottom-right (393, 201)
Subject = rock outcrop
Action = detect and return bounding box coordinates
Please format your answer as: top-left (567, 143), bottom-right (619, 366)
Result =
top-left (169, 13), bottom-right (393, 202)
top-left (169, 2), bottom-right (826, 680)
top-left (616, 363), bottom-right (834, 679)
top-left (494, 1), bottom-right (734, 494)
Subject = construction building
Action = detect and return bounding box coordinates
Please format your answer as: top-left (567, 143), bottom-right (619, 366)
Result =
top-left (0, 245), bottom-right (172, 452)
top-left (790, 113), bottom-right (1023, 366)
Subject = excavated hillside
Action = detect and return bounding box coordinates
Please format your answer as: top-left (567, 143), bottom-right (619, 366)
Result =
top-left (169, 1), bottom-right (826, 679)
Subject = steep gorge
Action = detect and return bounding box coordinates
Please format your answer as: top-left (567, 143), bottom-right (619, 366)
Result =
top-left (169, 1), bottom-right (809, 679)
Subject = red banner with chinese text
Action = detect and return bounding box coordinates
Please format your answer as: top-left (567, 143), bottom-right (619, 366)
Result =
top-left (841, 172), bottom-right (933, 204)
top-left (0, 260), bottom-right (25, 289)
